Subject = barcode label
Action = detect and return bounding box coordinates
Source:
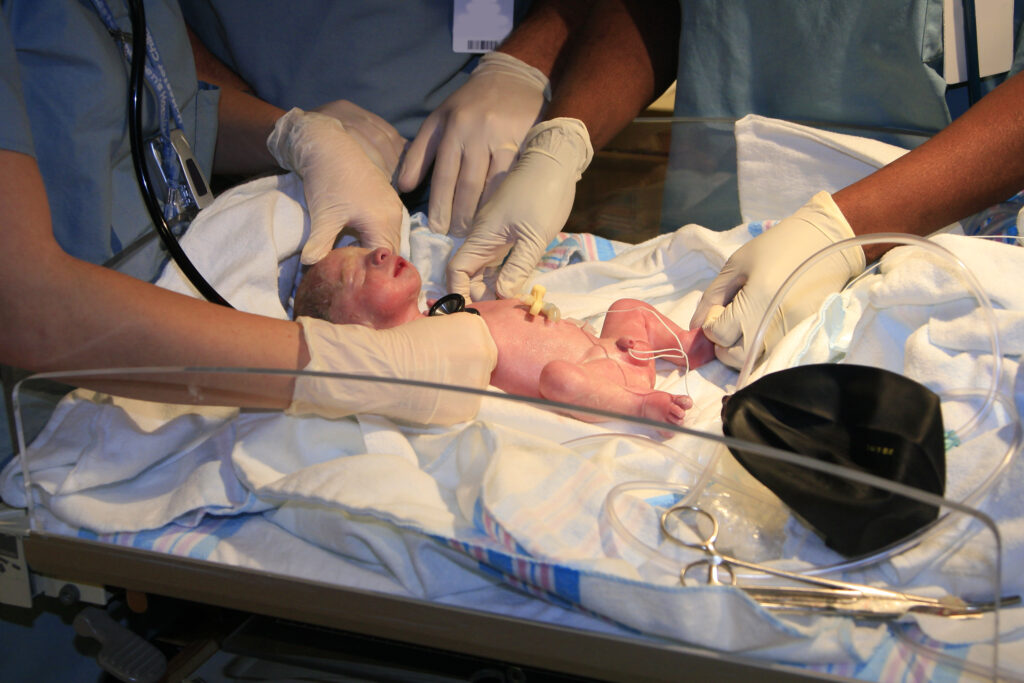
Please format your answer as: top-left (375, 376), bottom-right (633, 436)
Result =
top-left (452, 0), bottom-right (513, 53)
top-left (466, 39), bottom-right (499, 51)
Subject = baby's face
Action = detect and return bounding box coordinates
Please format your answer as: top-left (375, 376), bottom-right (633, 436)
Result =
top-left (307, 246), bottom-right (422, 328)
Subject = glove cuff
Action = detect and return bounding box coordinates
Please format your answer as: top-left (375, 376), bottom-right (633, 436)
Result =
top-left (473, 51), bottom-right (552, 100)
top-left (522, 118), bottom-right (594, 179)
top-left (799, 191), bottom-right (867, 277)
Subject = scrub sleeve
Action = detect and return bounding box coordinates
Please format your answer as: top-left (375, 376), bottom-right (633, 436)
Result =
top-left (0, 0), bottom-right (218, 466)
top-left (1, 0), bottom-right (218, 275)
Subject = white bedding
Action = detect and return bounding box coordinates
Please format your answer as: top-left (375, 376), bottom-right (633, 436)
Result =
top-left (4, 116), bottom-right (1024, 676)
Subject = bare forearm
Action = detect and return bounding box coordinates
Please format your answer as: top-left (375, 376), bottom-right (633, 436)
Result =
top-left (834, 71), bottom-right (1024, 262)
top-left (497, 0), bottom-right (591, 85)
top-left (9, 260), bottom-right (306, 409)
top-left (187, 26), bottom-right (283, 176)
top-left (1, 152), bottom-right (305, 408)
top-left (213, 87), bottom-right (286, 176)
top-left (544, 0), bottom-right (679, 150)
top-left (187, 26), bottom-right (253, 93)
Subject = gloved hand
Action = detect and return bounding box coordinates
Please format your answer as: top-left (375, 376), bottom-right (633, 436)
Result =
top-left (289, 313), bottom-right (498, 425)
top-left (690, 191), bottom-right (866, 368)
top-left (313, 99), bottom-right (408, 178)
top-left (396, 51), bottom-right (550, 236)
top-left (267, 108), bottom-right (404, 264)
top-left (447, 117), bottom-right (593, 301)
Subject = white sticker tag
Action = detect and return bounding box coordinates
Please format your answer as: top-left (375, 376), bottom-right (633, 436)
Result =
top-left (943, 0), bottom-right (1014, 84)
top-left (453, 0), bottom-right (514, 53)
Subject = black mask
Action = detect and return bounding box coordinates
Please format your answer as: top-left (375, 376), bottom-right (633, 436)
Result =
top-left (722, 363), bottom-right (946, 557)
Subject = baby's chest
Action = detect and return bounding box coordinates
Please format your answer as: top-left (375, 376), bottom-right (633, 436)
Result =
top-left (482, 307), bottom-right (594, 363)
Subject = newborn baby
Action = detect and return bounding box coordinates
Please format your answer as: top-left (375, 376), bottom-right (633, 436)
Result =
top-left (294, 247), bottom-right (715, 427)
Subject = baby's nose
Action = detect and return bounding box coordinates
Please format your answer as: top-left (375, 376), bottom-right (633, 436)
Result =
top-left (369, 247), bottom-right (391, 265)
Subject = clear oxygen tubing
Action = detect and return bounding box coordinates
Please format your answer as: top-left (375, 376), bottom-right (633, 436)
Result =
top-left (738, 233), bottom-right (1003, 439)
top-left (747, 232), bottom-right (1019, 577)
top-left (598, 389), bottom-right (1020, 578)
top-left (597, 232), bottom-right (1021, 579)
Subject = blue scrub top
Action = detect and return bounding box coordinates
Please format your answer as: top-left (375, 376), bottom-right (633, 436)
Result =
top-left (0, 0), bottom-right (218, 273)
top-left (673, 0), bottom-right (950, 132)
top-left (179, 0), bottom-right (532, 140)
top-left (663, 0), bottom-right (950, 230)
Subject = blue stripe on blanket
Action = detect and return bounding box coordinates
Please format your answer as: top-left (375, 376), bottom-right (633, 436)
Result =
top-left (484, 548), bottom-right (513, 575)
top-left (552, 563), bottom-right (581, 603)
top-left (441, 530), bottom-right (583, 605)
top-left (77, 514), bottom-right (250, 561)
top-left (175, 515), bottom-right (250, 559)
top-left (475, 552), bottom-right (582, 607)
top-left (593, 235), bottom-right (617, 261)
top-left (539, 233), bottom-right (623, 272)
top-left (748, 221), bottom-right (768, 237)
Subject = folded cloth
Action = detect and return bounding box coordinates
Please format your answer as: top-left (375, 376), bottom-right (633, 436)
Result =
top-left (0, 391), bottom-right (260, 532)
top-left (756, 234), bottom-right (1024, 625)
top-left (157, 174), bottom-right (310, 318)
top-left (735, 114), bottom-right (909, 222)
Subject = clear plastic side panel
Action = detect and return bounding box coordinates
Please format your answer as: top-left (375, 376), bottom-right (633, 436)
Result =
top-left (566, 117), bottom-right (934, 240)
top-left (658, 118), bottom-right (933, 232)
top-left (7, 368), bottom-right (1015, 680)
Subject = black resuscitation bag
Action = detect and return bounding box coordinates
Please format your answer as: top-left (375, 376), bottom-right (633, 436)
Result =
top-left (721, 364), bottom-right (946, 557)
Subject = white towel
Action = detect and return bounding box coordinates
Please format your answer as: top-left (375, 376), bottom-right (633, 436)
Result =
top-left (735, 114), bottom-right (909, 222)
top-left (757, 234), bottom-right (1024, 629)
top-left (157, 174), bottom-right (307, 318)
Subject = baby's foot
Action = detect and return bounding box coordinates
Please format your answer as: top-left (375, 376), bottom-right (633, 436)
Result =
top-left (640, 391), bottom-right (693, 430)
top-left (677, 329), bottom-right (716, 368)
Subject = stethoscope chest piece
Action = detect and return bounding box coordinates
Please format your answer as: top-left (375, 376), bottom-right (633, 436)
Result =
top-left (429, 293), bottom-right (479, 317)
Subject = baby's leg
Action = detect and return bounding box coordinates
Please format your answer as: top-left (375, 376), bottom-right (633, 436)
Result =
top-left (538, 359), bottom-right (692, 428)
top-left (600, 299), bottom-right (715, 369)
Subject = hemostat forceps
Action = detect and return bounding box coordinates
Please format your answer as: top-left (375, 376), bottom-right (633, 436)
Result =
top-left (659, 505), bottom-right (1019, 620)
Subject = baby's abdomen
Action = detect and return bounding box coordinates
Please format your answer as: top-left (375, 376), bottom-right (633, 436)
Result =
top-left (485, 314), bottom-right (599, 398)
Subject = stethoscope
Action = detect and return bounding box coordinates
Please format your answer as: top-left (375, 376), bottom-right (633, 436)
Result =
top-left (119, 0), bottom-right (232, 307)
top-left (428, 293), bottom-right (479, 317)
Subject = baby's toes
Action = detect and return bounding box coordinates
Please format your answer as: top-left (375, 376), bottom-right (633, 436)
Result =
top-left (673, 394), bottom-right (693, 410)
top-left (667, 395), bottom-right (692, 422)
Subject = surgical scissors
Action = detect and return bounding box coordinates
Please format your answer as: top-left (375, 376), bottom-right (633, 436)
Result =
top-left (659, 504), bottom-right (1018, 619)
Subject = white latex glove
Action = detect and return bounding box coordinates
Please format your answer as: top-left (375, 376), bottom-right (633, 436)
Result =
top-left (313, 99), bottom-right (407, 178)
top-left (447, 117), bottom-right (593, 301)
top-left (289, 313), bottom-right (498, 425)
top-left (396, 51), bottom-right (550, 236)
top-left (690, 191), bottom-right (867, 368)
top-left (268, 108), bottom-right (403, 264)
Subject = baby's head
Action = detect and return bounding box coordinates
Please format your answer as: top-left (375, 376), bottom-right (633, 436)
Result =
top-left (294, 246), bottom-right (423, 329)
